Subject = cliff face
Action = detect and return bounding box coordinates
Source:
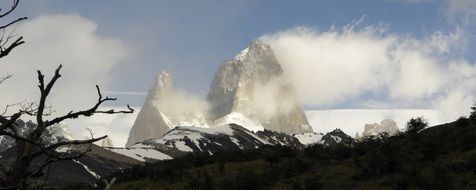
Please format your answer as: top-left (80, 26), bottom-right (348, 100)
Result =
top-left (207, 40), bottom-right (313, 134)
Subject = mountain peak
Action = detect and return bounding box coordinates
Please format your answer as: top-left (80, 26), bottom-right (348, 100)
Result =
top-left (320, 128), bottom-right (353, 146)
top-left (249, 39), bottom-right (270, 50)
top-left (330, 128), bottom-right (345, 134)
top-left (208, 39), bottom-right (313, 135)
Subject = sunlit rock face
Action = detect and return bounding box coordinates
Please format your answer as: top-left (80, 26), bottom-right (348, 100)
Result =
top-left (362, 119), bottom-right (400, 137)
top-left (125, 72), bottom-right (208, 147)
top-left (207, 40), bottom-right (313, 134)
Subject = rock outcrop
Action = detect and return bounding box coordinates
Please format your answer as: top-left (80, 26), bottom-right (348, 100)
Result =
top-left (362, 119), bottom-right (400, 137)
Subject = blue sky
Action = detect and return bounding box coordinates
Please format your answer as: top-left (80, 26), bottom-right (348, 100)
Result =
top-left (10, 0), bottom-right (457, 98)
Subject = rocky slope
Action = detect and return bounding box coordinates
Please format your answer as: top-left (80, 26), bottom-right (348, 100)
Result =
top-left (207, 40), bottom-right (313, 134)
top-left (319, 129), bottom-right (354, 146)
top-left (0, 144), bottom-right (139, 188)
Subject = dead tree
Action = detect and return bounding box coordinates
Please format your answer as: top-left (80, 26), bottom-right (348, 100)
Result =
top-left (0, 0), bottom-right (134, 188)
top-left (0, 65), bottom-right (134, 189)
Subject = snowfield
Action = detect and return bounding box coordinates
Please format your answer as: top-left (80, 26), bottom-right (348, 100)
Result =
top-left (107, 147), bottom-right (172, 162)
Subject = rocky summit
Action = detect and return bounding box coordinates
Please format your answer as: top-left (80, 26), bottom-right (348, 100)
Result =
top-left (207, 40), bottom-right (313, 134)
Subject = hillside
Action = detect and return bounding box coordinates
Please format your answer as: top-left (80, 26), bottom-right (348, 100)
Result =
top-left (109, 116), bottom-right (476, 190)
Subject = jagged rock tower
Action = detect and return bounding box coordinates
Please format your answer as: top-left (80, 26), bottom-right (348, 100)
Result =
top-left (207, 40), bottom-right (313, 134)
top-left (126, 71), bottom-right (208, 147)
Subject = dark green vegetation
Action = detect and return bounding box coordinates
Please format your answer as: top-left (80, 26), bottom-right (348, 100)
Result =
top-left (109, 108), bottom-right (476, 190)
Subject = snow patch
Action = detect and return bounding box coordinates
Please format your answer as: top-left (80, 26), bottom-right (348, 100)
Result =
top-left (294, 132), bottom-right (324, 145)
top-left (230, 137), bottom-right (243, 149)
top-left (73, 159), bottom-right (101, 179)
top-left (235, 47), bottom-right (249, 61)
top-left (212, 112), bottom-right (264, 132)
top-left (173, 141), bottom-right (193, 152)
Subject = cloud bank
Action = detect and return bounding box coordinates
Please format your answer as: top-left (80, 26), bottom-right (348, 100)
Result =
top-left (0, 14), bottom-right (130, 139)
top-left (262, 23), bottom-right (476, 122)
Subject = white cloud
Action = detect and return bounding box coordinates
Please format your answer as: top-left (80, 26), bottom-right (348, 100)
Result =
top-left (0, 14), bottom-right (129, 112)
top-left (262, 24), bottom-right (475, 122)
top-left (0, 14), bottom-right (130, 140)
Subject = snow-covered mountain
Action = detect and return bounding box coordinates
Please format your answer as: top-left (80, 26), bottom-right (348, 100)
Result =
top-left (126, 71), bottom-right (208, 147)
top-left (207, 40), bottom-right (313, 134)
top-left (112, 124), bottom-right (362, 162)
top-left (361, 119), bottom-right (400, 137)
top-left (111, 124), bottom-right (306, 162)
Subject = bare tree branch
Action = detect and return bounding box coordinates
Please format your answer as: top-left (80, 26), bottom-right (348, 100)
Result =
top-left (0, 0), bottom-right (19, 18)
top-left (0, 101), bottom-right (21, 116)
top-left (0, 17), bottom-right (26, 31)
top-left (47, 84), bottom-right (134, 126)
top-left (0, 0), bottom-right (24, 59)
top-left (0, 73), bottom-right (11, 85)
top-left (0, 36), bottom-right (24, 59)
top-left (30, 135), bottom-right (107, 159)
